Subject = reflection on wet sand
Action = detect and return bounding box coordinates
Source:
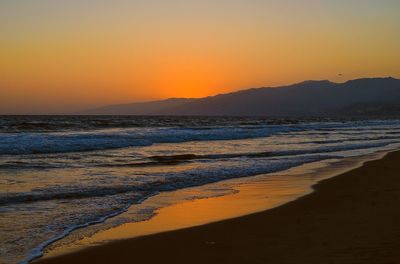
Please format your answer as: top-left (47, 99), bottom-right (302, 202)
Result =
top-left (43, 152), bottom-right (383, 259)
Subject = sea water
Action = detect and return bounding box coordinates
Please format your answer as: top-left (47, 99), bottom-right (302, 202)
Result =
top-left (1, 116), bottom-right (400, 263)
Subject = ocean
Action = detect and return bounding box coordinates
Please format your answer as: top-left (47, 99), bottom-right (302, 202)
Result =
top-left (1, 116), bottom-right (400, 264)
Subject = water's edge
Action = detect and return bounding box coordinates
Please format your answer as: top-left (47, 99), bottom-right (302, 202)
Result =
top-left (35, 148), bottom-right (394, 263)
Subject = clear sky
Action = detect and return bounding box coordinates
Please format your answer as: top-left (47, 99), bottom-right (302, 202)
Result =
top-left (1, 0), bottom-right (399, 114)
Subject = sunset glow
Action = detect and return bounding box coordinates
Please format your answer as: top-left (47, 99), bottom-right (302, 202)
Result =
top-left (1, 0), bottom-right (399, 114)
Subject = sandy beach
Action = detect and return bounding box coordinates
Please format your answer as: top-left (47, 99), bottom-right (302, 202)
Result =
top-left (35, 150), bottom-right (400, 264)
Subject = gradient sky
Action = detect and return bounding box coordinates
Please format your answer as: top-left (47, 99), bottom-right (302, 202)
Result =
top-left (1, 0), bottom-right (399, 114)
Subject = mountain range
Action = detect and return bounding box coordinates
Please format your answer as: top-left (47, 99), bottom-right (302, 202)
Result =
top-left (82, 77), bottom-right (400, 117)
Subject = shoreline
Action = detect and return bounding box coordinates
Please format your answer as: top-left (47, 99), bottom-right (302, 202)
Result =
top-left (35, 150), bottom-right (400, 264)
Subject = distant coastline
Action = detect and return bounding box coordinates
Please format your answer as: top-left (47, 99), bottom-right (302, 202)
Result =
top-left (80, 77), bottom-right (400, 117)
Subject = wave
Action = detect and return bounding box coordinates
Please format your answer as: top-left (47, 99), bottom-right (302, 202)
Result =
top-left (0, 186), bottom-right (146, 205)
top-left (1, 138), bottom-right (398, 171)
top-left (300, 135), bottom-right (400, 145)
top-left (0, 125), bottom-right (298, 155)
top-left (115, 140), bottom-right (400, 166)
top-left (21, 198), bottom-right (141, 264)
top-left (2, 120), bottom-right (400, 155)
top-left (0, 116), bottom-right (285, 133)
top-left (2, 139), bottom-right (397, 205)
top-left (0, 155), bottom-right (336, 206)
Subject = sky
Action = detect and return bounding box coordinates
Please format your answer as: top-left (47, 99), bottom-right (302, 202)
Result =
top-left (1, 0), bottom-right (399, 114)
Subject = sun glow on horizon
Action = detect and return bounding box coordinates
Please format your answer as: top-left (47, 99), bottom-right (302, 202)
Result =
top-left (1, 0), bottom-right (399, 114)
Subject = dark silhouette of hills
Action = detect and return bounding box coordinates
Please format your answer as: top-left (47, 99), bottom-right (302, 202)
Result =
top-left (82, 98), bottom-right (196, 115)
top-left (82, 77), bottom-right (400, 117)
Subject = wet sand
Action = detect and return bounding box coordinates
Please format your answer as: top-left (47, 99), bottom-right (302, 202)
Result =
top-left (36, 151), bottom-right (400, 264)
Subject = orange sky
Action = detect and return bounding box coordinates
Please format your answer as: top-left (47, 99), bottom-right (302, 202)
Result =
top-left (1, 0), bottom-right (399, 114)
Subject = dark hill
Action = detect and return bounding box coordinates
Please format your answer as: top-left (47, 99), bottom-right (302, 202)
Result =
top-left (81, 77), bottom-right (400, 117)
